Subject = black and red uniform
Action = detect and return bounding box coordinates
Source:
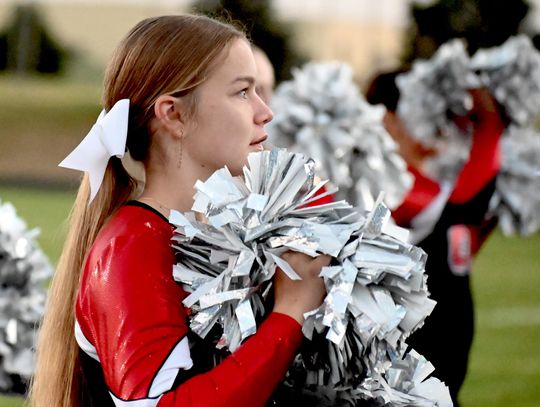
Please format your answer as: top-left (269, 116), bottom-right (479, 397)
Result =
top-left (393, 111), bottom-right (504, 406)
top-left (75, 202), bottom-right (304, 407)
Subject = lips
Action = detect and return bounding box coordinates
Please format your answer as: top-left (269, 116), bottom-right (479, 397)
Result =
top-left (250, 134), bottom-right (268, 145)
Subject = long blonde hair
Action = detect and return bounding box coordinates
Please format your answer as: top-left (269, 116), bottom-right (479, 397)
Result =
top-left (29, 15), bottom-right (244, 407)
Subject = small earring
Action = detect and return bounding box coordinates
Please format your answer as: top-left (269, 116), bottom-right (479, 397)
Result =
top-left (176, 130), bottom-right (184, 168)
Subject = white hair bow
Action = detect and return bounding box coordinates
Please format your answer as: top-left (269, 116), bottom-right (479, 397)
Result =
top-left (59, 99), bottom-right (130, 202)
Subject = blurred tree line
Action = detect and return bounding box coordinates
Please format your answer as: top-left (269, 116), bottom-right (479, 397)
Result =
top-left (195, 0), bottom-right (538, 79)
top-left (403, 0), bottom-right (533, 63)
top-left (0, 4), bottom-right (68, 75)
top-left (0, 0), bottom-right (538, 78)
top-left (191, 0), bottom-right (304, 83)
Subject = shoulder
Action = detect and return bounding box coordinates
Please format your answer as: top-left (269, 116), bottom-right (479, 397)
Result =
top-left (100, 204), bottom-right (173, 243)
top-left (80, 205), bottom-right (177, 296)
top-left (76, 204), bottom-right (186, 339)
top-left (89, 205), bottom-right (173, 260)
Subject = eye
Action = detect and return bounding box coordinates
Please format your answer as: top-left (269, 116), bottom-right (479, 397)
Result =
top-left (239, 88), bottom-right (249, 99)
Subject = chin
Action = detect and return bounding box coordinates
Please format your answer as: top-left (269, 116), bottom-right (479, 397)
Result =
top-left (226, 155), bottom-right (249, 177)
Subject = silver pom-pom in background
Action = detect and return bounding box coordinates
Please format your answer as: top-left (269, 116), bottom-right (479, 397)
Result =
top-left (170, 149), bottom-right (451, 406)
top-left (268, 62), bottom-right (413, 212)
top-left (471, 36), bottom-right (540, 234)
top-left (0, 200), bottom-right (52, 393)
top-left (396, 40), bottom-right (479, 153)
top-left (489, 126), bottom-right (540, 236)
top-left (398, 35), bottom-right (540, 146)
top-left (396, 40), bottom-right (476, 183)
top-left (396, 36), bottom-right (540, 236)
top-left (471, 35), bottom-right (540, 127)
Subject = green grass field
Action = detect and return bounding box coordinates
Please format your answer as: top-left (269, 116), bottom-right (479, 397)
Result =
top-left (0, 75), bottom-right (101, 186)
top-left (0, 185), bottom-right (538, 406)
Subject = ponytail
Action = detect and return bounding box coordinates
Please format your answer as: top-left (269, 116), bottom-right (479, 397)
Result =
top-left (29, 160), bottom-right (136, 407)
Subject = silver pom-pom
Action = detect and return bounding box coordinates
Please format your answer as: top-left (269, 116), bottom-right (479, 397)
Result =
top-left (170, 149), bottom-right (450, 405)
top-left (269, 62), bottom-right (413, 211)
top-left (421, 134), bottom-right (472, 183)
top-left (471, 35), bottom-right (540, 126)
top-left (397, 39), bottom-right (479, 148)
top-left (396, 40), bottom-right (480, 183)
top-left (0, 200), bottom-right (52, 393)
top-left (398, 36), bottom-right (540, 185)
top-left (354, 350), bottom-right (452, 407)
top-left (489, 126), bottom-right (540, 236)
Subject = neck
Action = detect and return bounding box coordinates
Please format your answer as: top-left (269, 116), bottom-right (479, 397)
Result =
top-left (142, 156), bottom-right (213, 214)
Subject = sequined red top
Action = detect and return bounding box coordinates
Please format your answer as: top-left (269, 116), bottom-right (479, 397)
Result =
top-left (75, 203), bottom-right (303, 407)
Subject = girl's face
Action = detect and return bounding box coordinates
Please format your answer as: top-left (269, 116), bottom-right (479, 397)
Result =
top-left (182, 39), bottom-right (273, 176)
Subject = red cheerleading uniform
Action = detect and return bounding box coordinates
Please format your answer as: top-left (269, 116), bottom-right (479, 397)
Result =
top-left (392, 165), bottom-right (452, 244)
top-left (309, 185), bottom-right (334, 206)
top-left (393, 110), bottom-right (504, 243)
top-left (75, 202), bottom-right (303, 407)
top-left (393, 112), bottom-right (504, 406)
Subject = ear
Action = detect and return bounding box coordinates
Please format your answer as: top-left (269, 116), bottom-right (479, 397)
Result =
top-left (154, 95), bottom-right (184, 138)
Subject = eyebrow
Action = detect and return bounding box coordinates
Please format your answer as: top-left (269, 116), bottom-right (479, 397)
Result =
top-left (231, 76), bottom-right (255, 86)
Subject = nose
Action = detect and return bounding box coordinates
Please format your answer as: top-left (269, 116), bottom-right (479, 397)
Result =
top-left (255, 95), bottom-right (273, 125)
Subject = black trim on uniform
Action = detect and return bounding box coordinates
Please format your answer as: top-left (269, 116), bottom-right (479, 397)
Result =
top-left (147, 333), bottom-right (190, 395)
top-left (80, 350), bottom-right (115, 407)
top-left (126, 200), bottom-right (169, 223)
top-left (79, 332), bottom-right (190, 404)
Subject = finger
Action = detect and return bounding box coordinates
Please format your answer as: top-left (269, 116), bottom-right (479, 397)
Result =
top-left (281, 250), bottom-right (310, 263)
top-left (311, 254), bottom-right (331, 269)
